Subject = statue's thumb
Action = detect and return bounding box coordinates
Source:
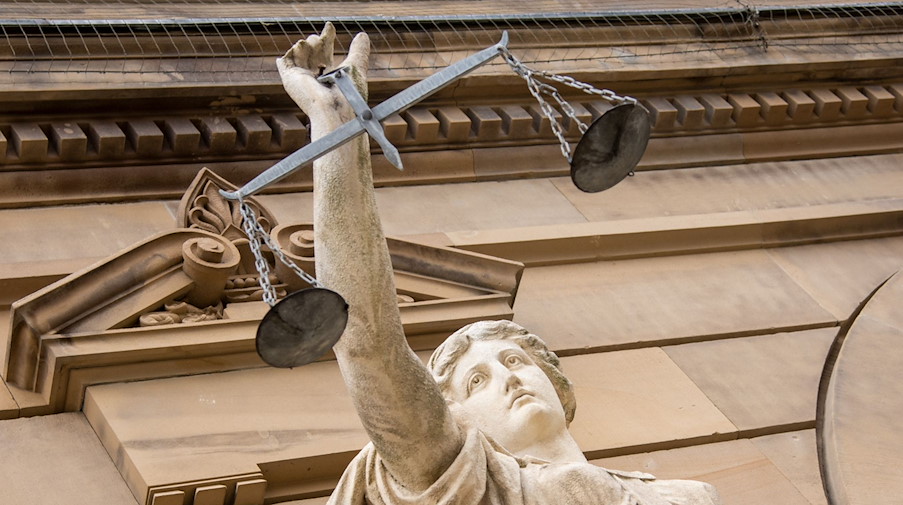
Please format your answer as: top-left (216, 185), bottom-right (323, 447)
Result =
top-left (345, 32), bottom-right (371, 75)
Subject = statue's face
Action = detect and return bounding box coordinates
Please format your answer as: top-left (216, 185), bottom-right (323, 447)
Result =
top-left (447, 339), bottom-right (567, 454)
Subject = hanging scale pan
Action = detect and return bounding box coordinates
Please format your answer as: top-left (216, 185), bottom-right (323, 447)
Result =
top-left (256, 287), bottom-right (349, 368)
top-left (570, 103), bottom-right (651, 193)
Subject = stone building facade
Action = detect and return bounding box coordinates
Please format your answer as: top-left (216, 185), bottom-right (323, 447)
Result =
top-left (1, 2), bottom-right (902, 504)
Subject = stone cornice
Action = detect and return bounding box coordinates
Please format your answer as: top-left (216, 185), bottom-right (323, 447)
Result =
top-left (0, 82), bottom-right (901, 208)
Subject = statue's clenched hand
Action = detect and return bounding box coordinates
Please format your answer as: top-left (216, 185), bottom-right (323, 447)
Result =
top-left (276, 22), bottom-right (370, 123)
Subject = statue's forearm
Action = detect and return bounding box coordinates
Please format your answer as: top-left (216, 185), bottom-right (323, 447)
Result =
top-left (309, 117), bottom-right (463, 491)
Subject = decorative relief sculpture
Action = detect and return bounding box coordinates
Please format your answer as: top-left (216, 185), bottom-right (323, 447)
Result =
top-left (138, 301), bottom-right (224, 327)
top-left (178, 168), bottom-right (289, 303)
top-left (179, 168), bottom-right (277, 244)
top-left (277, 24), bottom-right (722, 504)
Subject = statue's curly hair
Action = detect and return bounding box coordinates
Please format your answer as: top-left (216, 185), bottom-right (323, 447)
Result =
top-left (427, 320), bottom-right (577, 425)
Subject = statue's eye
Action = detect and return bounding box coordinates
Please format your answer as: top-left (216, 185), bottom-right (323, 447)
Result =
top-left (468, 373), bottom-right (485, 393)
top-left (505, 354), bottom-right (523, 366)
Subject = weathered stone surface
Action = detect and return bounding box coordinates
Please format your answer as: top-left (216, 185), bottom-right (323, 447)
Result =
top-left (728, 93), bottom-right (762, 127)
top-left (402, 108), bottom-right (440, 144)
top-left (810, 89), bottom-right (843, 121)
top-left (371, 148), bottom-right (476, 186)
top-left (466, 106), bottom-right (503, 140)
top-left (9, 122), bottom-right (48, 162)
top-left (755, 91), bottom-right (789, 125)
top-left (742, 123), bottom-right (903, 161)
top-left (0, 310), bottom-right (17, 420)
top-left (86, 120), bottom-right (127, 157)
top-left (260, 178), bottom-right (587, 237)
top-left (512, 249), bottom-right (835, 352)
top-left (125, 120), bottom-right (165, 156)
top-left (0, 202), bottom-right (175, 267)
top-left (472, 144), bottom-right (569, 180)
top-left (281, 498), bottom-right (328, 505)
top-left (192, 484), bottom-right (227, 505)
top-left (162, 117), bottom-right (202, 155)
top-left (551, 154), bottom-right (903, 223)
top-left (751, 430), bottom-right (827, 505)
top-left (434, 106), bottom-right (471, 142)
top-left (640, 133), bottom-right (745, 170)
top-left (765, 236), bottom-right (903, 320)
top-left (84, 362), bottom-right (367, 499)
top-left (0, 376), bottom-right (18, 420)
top-left (198, 117), bottom-right (237, 153)
top-left (447, 199), bottom-right (903, 267)
top-left (565, 348), bottom-right (737, 456)
top-left (643, 97), bottom-right (678, 131)
top-left (594, 438), bottom-right (812, 505)
top-left (673, 95), bottom-right (706, 128)
top-left (664, 329), bottom-right (835, 434)
top-left (699, 93), bottom-right (734, 127)
top-left (236, 115), bottom-right (273, 152)
top-left (497, 104), bottom-right (535, 139)
top-left (0, 412), bottom-right (138, 505)
top-left (50, 122), bottom-right (89, 160)
top-left (782, 89), bottom-right (816, 122)
top-left (863, 85), bottom-right (896, 116)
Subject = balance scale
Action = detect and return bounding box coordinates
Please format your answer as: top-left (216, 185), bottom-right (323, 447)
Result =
top-left (218, 32), bottom-right (651, 368)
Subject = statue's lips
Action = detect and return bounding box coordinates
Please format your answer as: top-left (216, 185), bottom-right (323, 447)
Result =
top-left (510, 390), bottom-right (534, 407)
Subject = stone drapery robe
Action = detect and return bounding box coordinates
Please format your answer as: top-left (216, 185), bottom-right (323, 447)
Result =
top-left (327, 425), bottom-right (721, 505)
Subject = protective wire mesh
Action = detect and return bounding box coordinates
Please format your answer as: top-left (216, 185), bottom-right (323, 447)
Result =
top-left (1, 1), bottom-right (901, 83)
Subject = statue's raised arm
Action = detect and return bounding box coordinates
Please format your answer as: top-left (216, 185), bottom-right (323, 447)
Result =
top-left (276, 23), bottom-right (464, 492)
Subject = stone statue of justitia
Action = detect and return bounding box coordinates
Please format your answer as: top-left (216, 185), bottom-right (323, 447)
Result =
top-left (277, 23), bottom-right (722, 505)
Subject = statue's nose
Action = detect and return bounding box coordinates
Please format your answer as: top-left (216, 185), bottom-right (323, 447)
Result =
top-left (504, 371), bottom-right (523, 393)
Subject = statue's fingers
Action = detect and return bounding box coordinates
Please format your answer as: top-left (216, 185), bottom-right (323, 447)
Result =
top-left (320, 22), bottom-right (336, 49)
top-left (277, 54), bottom-right (320, 99)
top-left (343, 32), bottom-right (371, 81)
top-left (306, 23), bottom-right (336, 73)
top-left (280, 39), bottom-right (314, 72)
top-left (277, 54), bottom-right (314, 83)
top-left (303, 33), bottom-right (323, 69)
top-left (339, 32), bottom-right (371, 98)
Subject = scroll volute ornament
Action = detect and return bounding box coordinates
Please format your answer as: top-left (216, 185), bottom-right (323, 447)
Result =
top-left (177, 168), bottom-right (278, 275)
top-left (182, 237), bottom-right (238, 307)
top-left (271, 223), bottom-right (318, 293)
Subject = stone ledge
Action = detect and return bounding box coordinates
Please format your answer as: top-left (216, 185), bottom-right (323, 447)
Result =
top-left (449, 199), bottom-right (903, 266)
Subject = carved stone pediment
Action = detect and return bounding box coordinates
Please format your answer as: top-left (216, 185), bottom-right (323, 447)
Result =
top-left (3, 229), bottom-right (241, 408)
top-left (1, 168), bottom-right (524, 414)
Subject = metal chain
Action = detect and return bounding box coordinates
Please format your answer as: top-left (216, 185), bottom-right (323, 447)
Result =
top-left (519, 67), bottom-right (574, 161)
top-left (256, 225), bottom-right (322, 289)
top-left (498, 47), bottom-right (637, 162)
top-left (537, 71), bottom-right (637, 107)
top-left (238, 197), bottom-right (322, 307)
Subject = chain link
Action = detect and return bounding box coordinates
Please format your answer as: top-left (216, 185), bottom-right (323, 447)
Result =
top-left (498, 47), bottom-right (638, 162)
top-left (238, 197), bottom-right (322, 307)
